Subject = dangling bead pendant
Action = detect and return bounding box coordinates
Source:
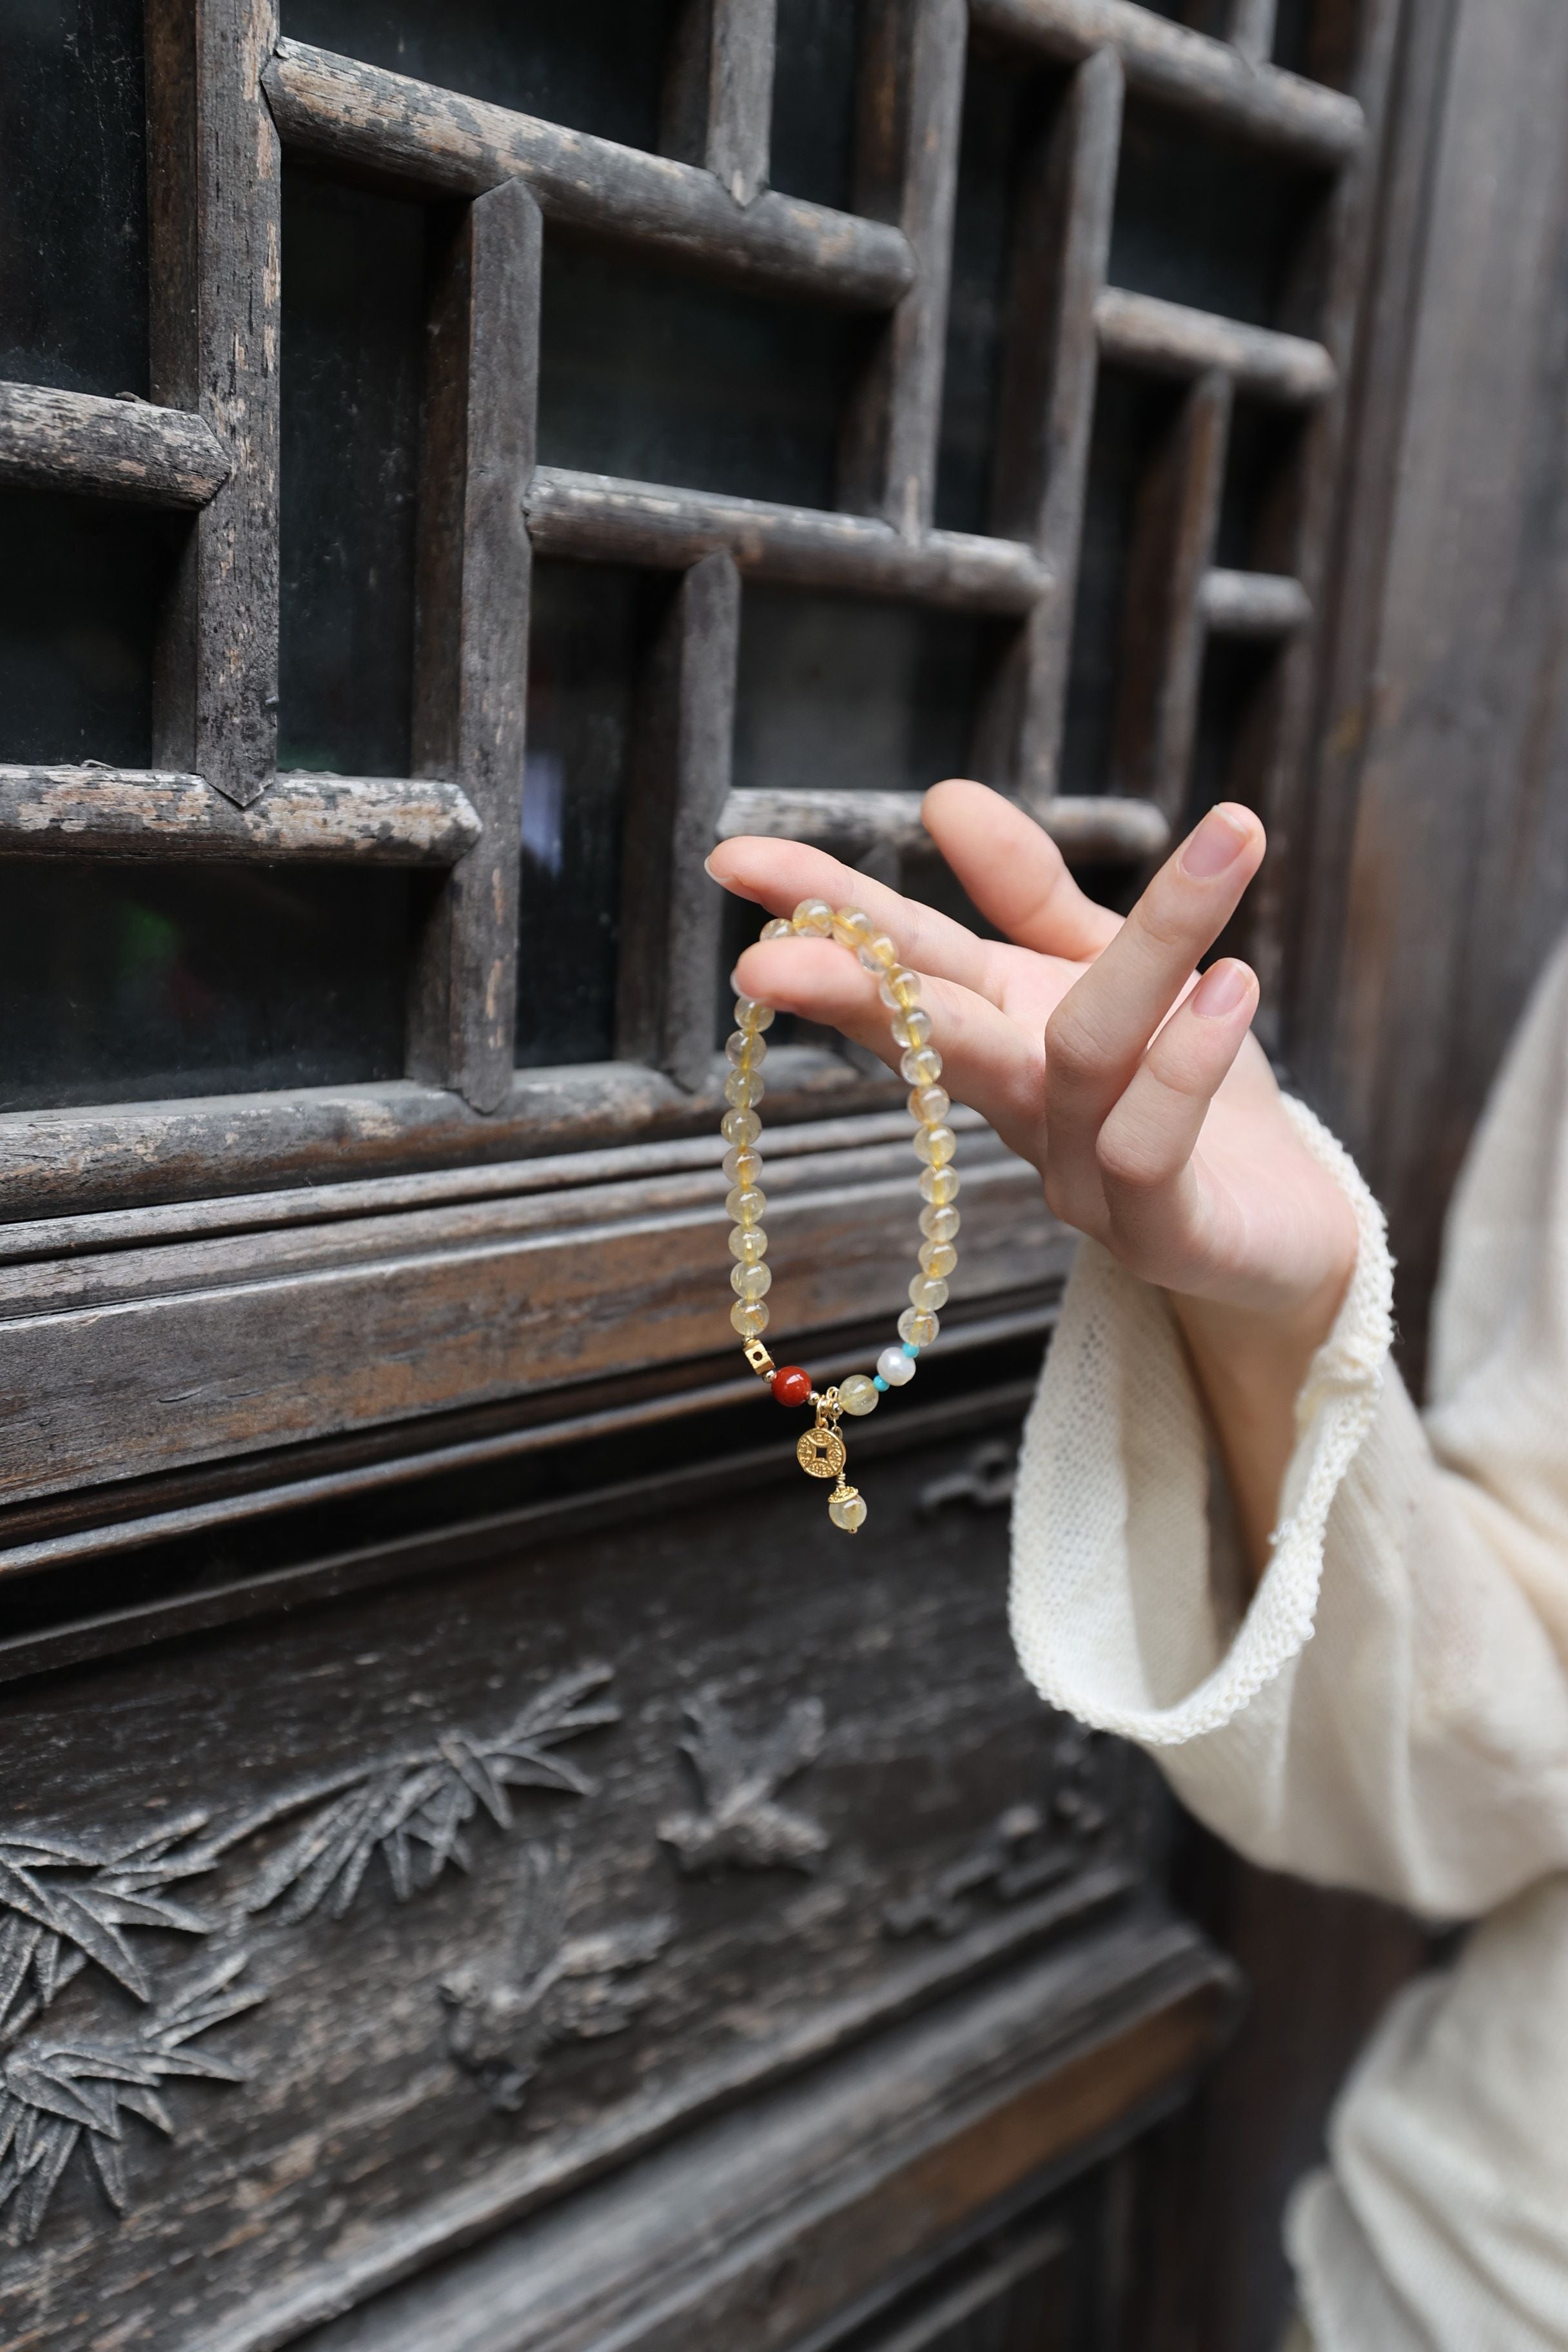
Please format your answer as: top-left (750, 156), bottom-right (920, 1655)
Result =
top-left (718, 902), bottom-right (961, 1533)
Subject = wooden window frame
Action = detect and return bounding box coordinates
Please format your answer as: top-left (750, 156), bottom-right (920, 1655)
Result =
top-left (0, 0), bottom-right (1393, 1220)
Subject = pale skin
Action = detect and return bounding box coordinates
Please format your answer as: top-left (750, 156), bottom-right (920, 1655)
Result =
top-left (708, 779), bottom-right (1360, 1587)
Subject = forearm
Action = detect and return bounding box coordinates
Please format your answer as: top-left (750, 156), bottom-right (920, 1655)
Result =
top-left (1169, 1269), bottom-right (1352, 1587)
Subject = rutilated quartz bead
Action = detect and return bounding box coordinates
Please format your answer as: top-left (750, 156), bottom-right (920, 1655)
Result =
top-left (831, 907), bottom-right (875, 949)
top-left (760, 917), bottom-right (794, 941)
top-left (907, 1084), bottom-right (950, 1126)
top-left (731, 1300), bottom-right (770, 1337)
top-left (890, 1006), bottom-right (933, 1050)
top-left (721, 1107), bottom-right (761, 1146)
top-left (734, 995), bottom-right (774, 1031)
top-left (828, 1487), bottom-right (868, 1532)
top-left (856, 934), bottom-right (897, 972)
top-left (791, 897), bottom-right (834, 935)
top-left (723, 1068), bottom-right (764, 1108)
top-left (909, 1273), bottom-right (949, 1312)
top-left (838, 1373), bottom-right (879, 1415)
top-left (899, 1045), bottom-right (943, 1088)
top-left (919, 1240), bottom-right (958, 1278)
top-left (913, 1123), bottom-right (956, 1167)
top-left (919, 1203), bottom-right (960, 1242)
top-left (725, 1184), bottom-right (765, 1223)
top-left (727, 1030), bottom-right (766, 1066)
top-left (898, 1308), bottom-right (939, 1348)
top-left (731, 1262), bottom-right (772, 1300)
top-left (729, 1224), bottom-right (769, 1264)
top-left (723, 1144), bottom-right (763, 1186)
top-left (919, 1164), bottom-right (960, 1206)
top-left (879, 968), bottom-right (921, 1010)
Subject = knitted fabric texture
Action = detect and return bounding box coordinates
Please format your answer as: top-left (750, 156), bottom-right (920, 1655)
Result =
top-left (1008, 1095), bottom-right (1393, 1746)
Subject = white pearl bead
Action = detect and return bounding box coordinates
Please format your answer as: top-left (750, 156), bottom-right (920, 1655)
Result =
top-left (877, 1344), bottom-right (916, 1387)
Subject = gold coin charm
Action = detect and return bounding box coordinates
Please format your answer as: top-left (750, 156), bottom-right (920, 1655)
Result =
top-left (796, 1424), bottom-right (847, 1480)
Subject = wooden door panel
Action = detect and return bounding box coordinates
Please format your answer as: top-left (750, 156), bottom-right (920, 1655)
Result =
top-left (0, 1410), bottom-right (1155, 2349)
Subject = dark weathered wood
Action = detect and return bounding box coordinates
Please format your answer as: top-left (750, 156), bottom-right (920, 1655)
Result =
top-left (0, 767), bottom-right (480, 862)
top-left (262, 41), bottom-right (914, 311)
top-left (1095, 289), bottom-right (1337, 405)
top-left (1199, 568), bottom-right (1311, 636)
top-left (841, 0), bottom-right (969, 536)
top-left (968, 0), bottom-right (1364, 167)
top-left (289, 1926), bottom-right (1235, 2352)
top-left (1111, 370), bottom-right (1231, 820)
top-left (0, 1048), bottom-right (910, 1221)
top-left (526, 468), bottom-right (1048, 611)
top-left (146, 0), bottom-right (282, 807)
top-left (0, 382), bottom-right (231, 507)
top-left (989, 48), bottom-right (1124, 808)
top-left (0, 1420), bottom-right (1157, 2351)
top-left (408, 180), bottom-right (539, 1112)
top-left (718, 785), bottom-right (1171, 863)
top-left (709, 0), bottom-right (779, 206)
top-left (1228, 0), bottom-right (1279, 66)
top-left (0, 1117), bottom-right (1061, 1505)
top-left (617, 553), bottom-right (740, 1092)
top-left (0, 1313), bottom-right (1053, 1597)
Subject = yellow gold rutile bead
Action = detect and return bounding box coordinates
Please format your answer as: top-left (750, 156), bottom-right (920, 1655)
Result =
top-left (729, 1224), bottom-right (769, 1263)
top-left (791, 897), bottom-right (834, 935)
top-left (912, 1123), bottom-right (956, 1166)
top-left (919, 1240), bottom-right (957, 1277)
top-left (731, 1299), bottom-right (770, 1337)
top-left (908, 1084), bottom-right (950, 1125)
top-left (919, 1203), bottom-right (961, 1242)
top-left (919, 1164), bottom-right (960, 1205)
top-left (721, 1107), bottom-right (761, 1146)
top-left (725, 1184), bottom-right (766, 1222)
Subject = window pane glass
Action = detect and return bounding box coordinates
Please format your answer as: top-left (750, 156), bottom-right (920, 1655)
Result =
top-left (734, 585), bottom-right (1001, 799)
top-left (0, 0), bottom-right (148, 396)
top-left (1059, 368), bottom-right (1185, 796)
top-left (279, 163), bottom-right (427, 778)
top-left (516, 561), bottom-right (649, 1068)
top-left (538, 237), bottom-right (874, 507)
top-left (0, 490), bottom-right (182, 767)
top-left (937, 49), bottom-right (1065, 538)
top-left (770, 0), bottom-right (863, 212)
top-left (1109, 101), bottom-right (1324, 329)
top-left (280, 0), bottom-right (680, 152)
top-left (0, 865), bottom-right (411, 1112)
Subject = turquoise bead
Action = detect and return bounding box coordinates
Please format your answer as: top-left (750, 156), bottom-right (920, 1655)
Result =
top-left (872, 1374), bottom-right (888, 1391)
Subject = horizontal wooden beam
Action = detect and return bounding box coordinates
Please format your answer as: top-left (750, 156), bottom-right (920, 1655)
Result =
top-left (262, 40), bottom-right (914, 310)
top-left (0, 381), bottom-right (231, 508)
top-left (527, 467), bottom-right (1048, 611)
top-left (968, 0), bottom-right (1364, 168)
top-left (1199, 566), bottom-right (1312, 635)
top-left (1096, 287), bottom-right (1337, 403)
top-left (0, 768), bottom-right (481, 863)
top-left (244, 1917), bottom-right (1237, 2352)
top-left (718, 785), bottom-right (1170, 861)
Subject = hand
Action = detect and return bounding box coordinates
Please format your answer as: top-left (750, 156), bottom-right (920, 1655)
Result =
top-left (709, 780), bottom-right (1360, 1573)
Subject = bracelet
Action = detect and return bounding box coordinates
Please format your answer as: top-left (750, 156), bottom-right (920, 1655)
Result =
top-left (721, 897), bottom-right (959, 1534)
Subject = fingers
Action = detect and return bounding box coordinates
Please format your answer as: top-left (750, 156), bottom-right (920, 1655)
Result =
top-left (732, 937), bottom-right (1047, 1152)
top-left (921, 779), bottom-right (1121, 960)
top-left (1090, 958), bottom-right (1260, 1277)
top-left (708, 834), bottom-right (999, 1001)
top-left (1041, 803), bottom-right (1264, 1227)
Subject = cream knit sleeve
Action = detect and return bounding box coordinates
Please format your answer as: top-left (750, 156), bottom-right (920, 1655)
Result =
top-left (1009, 945), bottom-right (1568, 1917)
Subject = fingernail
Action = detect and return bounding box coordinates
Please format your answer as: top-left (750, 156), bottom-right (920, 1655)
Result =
top-left (1191, 959), bottom-right (1252, 1019)
top-left (1181, 805), bottom-right (1252, 879)
top-left (703, 852), bottom-right (718, 877)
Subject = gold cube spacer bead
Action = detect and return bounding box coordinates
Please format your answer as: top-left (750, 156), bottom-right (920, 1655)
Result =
top-left (743, 1340), bottom-right (776, 1378)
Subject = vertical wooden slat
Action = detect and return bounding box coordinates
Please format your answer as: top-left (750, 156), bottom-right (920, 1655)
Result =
top-left (1227, 0), bottom-right (1279, 65)
top-left (408, 179), bottom-right (540, 1113)
top-left (1110, 369), bottom-right (1232, 823)
top-left (841, 0), bottom-right (969, 538)
top-left (146, 0), bottom-right (281, 808)
top-left (662, 0), bottom-right (778, 206)
top-left (986, 46), bottom-right (1124, 810)
top-left (616, 551), bottom-right (741, 1093)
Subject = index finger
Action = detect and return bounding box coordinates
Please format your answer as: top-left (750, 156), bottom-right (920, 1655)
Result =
top-left (706, 834), bottom-right (1003, 1001)
top-left (1044, 802), bottom-right (1264, 1105)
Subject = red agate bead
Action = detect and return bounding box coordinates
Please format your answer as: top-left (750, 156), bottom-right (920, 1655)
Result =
top-left (771, 1365), bottom-right (812, 1407)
